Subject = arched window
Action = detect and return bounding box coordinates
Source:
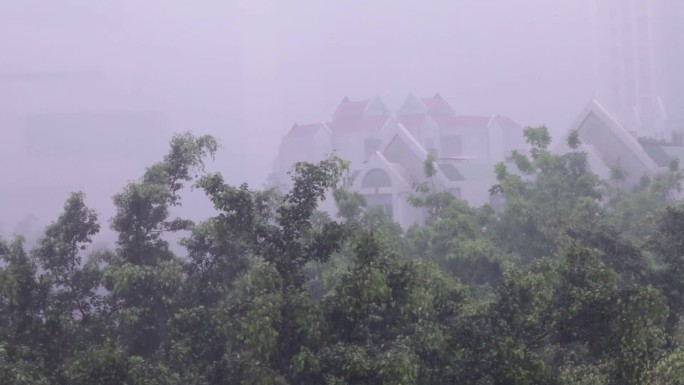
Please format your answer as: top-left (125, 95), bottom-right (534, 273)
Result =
top-left (361, 168), bottom-right (392, 189)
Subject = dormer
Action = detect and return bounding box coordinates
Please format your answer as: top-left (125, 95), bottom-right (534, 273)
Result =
top-left (332, 95), bottom-right (391, 121)
top-left (283, 122), bottom-right (331, 140)
top-left (420, 93), bottom-right (455, 116)
top-left (397, 93), bottom-right (428, 117)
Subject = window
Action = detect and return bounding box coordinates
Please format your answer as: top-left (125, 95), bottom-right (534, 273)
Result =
top-left (361, 168), bottom-right (392, 191)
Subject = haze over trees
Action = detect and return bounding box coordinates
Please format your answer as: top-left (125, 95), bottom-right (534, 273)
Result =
top-left (2, 131), bottom-right (684, 385)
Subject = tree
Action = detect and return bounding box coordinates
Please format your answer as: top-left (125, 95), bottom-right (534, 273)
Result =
top-left (4, 129), bottom-right (684, 385)
top-left (322, 231), bottom-right (467, 385)
top-left (104, 133), bottom-right (218, 357)
top-left (406, 198), bottom-right (510, 290)
top-left (0, 236), bottom-right (50, 384)
top-left (171, 155), bottom-right (350, 383)
top-left (491, 126), bottom-right (603, 260)
top-left (34, 192), bottom-right (101, 321)
top-left (606, 159), bottom-right (683, 242)
top-left (24, 192), bottom-right (106, 382)
top-left (647, 204), bottom-right (684, 327)
top-left (649, 317), bottom-right (684, 385)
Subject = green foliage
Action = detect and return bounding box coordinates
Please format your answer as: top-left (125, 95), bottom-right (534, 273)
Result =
top-left (33, 192), bottom-right (102, 321)
top-left (322, 232), bottom-right (467, 384)
top-left (406, 198), bottom-right (511, 292)
top-left (605, 162), bottom-right (683, 241)
top-left (111, 132), bottom-right (218, 265)
top-left (64, 343), bottom-right (181, 385)
top-left (567, 129), bottom-right (581, 150)
top-left (492, 125), bottom-right (603, 259)
top-left (524, 125), bottom-right (552, 158)
top-left (649, 317), bottom-right (684, 385)
top-left (423, 153), bottom-right (437, 179)
top-left (610, 163), bottom-right (628, 185)
top-left (3, 131), bottom-right (684, 385)
top-left (333, 188), bottom-right (366, 222)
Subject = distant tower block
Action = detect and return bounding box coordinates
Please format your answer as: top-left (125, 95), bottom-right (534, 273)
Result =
top-left (594, 0), bottom-right (682, 138)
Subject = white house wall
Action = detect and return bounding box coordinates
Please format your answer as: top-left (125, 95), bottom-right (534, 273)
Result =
top-left (467, 130), bottom-right (491, 160)
top-left (418, 118), bottom-right (441, 156)
top-left (278, 129), bottom-right (332, 183)
top-left (440, 127), bottom-right (489, 159)
top-left (273, 94), bottom-right (530, 228)
top-left (501, 124), bottom-right (527, 157)
top-left (332, 131), bottom-right (381, 166)
top-left (313, 128), bottom-right (334, 159)
top-left (487, 121), bottom-right (506, 163)
top-left (278, 140), bottom-right (316, 179)
top-left (394, 191), bottom-right (425, 228)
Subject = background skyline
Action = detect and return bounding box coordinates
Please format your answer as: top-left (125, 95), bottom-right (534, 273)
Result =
top-left (0, 0), bottom-right (662, 237)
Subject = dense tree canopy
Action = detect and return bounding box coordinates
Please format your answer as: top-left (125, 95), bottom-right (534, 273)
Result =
top-left (2, 129), bottom-right (684, 384)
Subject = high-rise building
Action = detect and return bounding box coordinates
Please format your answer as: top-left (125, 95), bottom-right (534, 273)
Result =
top-left (595, 0), bottom-right (684, 139)
top-left (653, 0), bottom-right (684, 137)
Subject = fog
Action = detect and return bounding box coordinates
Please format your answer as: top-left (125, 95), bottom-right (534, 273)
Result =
top-left (0, 0), bottom-right (657, 240)
top-left (6, 3), bottom-right (684, 381)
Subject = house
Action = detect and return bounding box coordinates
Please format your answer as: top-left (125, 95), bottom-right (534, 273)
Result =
top-left (273, 94), bottom-right (527, 227)
top-left (328, 96), bottom-right (393, 166)
top-left (397, 93), bottom-right (525, 164)
top-left (277, 122), bottom-right (333, 179)
top-left (555, 100), bottom-right (661, 187)
top-left (351, 121), bottom-right (500, 227)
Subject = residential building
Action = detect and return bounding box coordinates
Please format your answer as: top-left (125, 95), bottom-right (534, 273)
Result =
top-left (397, 93), bottom-right (526, 164)
top-left (555, 99), bottom-right (661, 187)
top-left (328, 96), bottom-right (393, 167)
top-left (277, 122), bottom-right (333, 179)
top-left (273, 94), bottom-right (527, 228)
top-left (555, 99), bottom-right (684, 193)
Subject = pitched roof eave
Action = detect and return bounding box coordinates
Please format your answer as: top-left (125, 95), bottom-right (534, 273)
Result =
top-left (375, 152), bottom-right (412, 190)
top-left (573, 100), bottom-right (659, 172)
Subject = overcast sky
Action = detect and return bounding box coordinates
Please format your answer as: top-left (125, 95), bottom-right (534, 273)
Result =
top-left (0, 0), bottom-right (599, 237)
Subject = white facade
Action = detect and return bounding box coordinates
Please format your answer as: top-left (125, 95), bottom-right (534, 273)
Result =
top-left (274, 94), bottom-right (527, 227)
top-left (276, 122), bottom-right (333, 180)
top-left (555, 99), bottom-right (662, 187)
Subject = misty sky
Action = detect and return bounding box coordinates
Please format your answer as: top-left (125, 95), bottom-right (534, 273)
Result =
top-left (1, 0), bottom-right (598, 235)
